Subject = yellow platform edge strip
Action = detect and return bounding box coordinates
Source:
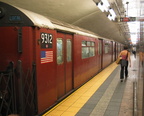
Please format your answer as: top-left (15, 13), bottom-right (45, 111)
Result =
top-left (43, 62), bottom-right (118, 116)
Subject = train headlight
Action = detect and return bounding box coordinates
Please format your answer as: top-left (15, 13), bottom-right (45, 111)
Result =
top-left (0, 7), bottom-right (5, 18)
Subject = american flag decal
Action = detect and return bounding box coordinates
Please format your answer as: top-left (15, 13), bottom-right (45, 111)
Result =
top-left (41, 51), bottom-right (53, 64)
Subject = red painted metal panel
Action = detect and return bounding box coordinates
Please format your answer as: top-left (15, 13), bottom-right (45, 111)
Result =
top-left (73, 34), bottom-right (99, 88)
top-left (34, 28), bottom-right (57, 113)
top-left (0, 27), bottom-right (34, 71)
top-left (0, 27), bottom-right (20, 70)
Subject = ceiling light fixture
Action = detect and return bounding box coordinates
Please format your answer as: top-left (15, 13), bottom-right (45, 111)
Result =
top-left (93, 0), bottom-right (116, 20)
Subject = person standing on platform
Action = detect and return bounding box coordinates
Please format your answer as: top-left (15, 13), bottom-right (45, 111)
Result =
top-left (118, 45), bottom-right (131, 82)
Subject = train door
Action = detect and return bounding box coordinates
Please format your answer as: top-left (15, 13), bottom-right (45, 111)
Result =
top-left (114, 42), bottom-right (117, 61)
top-left (98, 39), bottom-right (103, 70)
top-left (56, 32), bottom-right (73, 99)
top-left (116, 43), bottom-right (119, 58)
top-left (111, 41), bottom-right (114, 62)
top-left (113, 42), bottom-right (116, 61)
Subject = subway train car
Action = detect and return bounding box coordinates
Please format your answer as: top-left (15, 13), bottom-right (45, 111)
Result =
top-left (0, 2), bottom-right (123, 116)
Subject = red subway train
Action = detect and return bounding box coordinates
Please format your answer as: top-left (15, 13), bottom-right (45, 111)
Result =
top-left (0, 2), bottom-right (123, 116)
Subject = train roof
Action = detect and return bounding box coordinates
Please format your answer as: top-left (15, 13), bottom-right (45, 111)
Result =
top-left (0, 1), bottom-right (115, 41)
top-left (18, 7), bottom-right (55, 29)
top-left (48, 17), bottom-right (100, 38)
top-left (0, 2), bottom-right (54, 28)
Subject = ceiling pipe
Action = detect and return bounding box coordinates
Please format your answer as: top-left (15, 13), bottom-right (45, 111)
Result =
top-left (126, 2), bottom-right (129, 17)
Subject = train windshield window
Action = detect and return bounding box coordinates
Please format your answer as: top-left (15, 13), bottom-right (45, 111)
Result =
top-left (57, 38), bottom-right (63, 64)
top-left (67, 39), bottom-right (72, 62)
top-left (82, 41), bottom-right (95, 59)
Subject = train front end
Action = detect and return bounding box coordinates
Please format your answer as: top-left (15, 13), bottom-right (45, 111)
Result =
top-left (0, 2), bottom-right (38, 116)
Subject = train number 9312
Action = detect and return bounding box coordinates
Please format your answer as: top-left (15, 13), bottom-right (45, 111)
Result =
top-left (40, 32), bottom-right (53, 48)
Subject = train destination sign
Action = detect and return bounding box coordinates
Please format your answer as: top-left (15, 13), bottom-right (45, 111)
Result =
top-left (40, 32), bottom-right (53, 48)
top-left (114, 17), bottom-right (136, 22)
top-left (9, 15), bottom-right (22, 22)
top-left (114, 17), bottom-right (144, 22)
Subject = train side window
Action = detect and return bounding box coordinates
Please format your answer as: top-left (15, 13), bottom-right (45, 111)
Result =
top-left (82, 41), bottom-right (87, 46)
top-left (82, 41), bottom-right (95, 59)
top-left (67, 39), bottom-right (72, 62)
top-left (57, 38), bottom-right (63, 64)
top-left (118, 44), bottom-right (121, 52)
top-left (90, 42), bottom-right (95, 57)
top-left (105, 42), bottom-right (109, 54)
top-left (91, 42), bottom-right (95, 46)
top-left (82, 47), bottom-right (89, 59)
top-left (98, 42), bottom-right (102, 55)
top-left (89, 47), bottom-right (95, 57)
top-left (109, 43), bottom-right (112, 53)
top-left (87, 41), bottom-right (91, 46)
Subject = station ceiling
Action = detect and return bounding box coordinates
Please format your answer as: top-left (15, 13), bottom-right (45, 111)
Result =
top-left (0, 0), bottom-right (132, 44)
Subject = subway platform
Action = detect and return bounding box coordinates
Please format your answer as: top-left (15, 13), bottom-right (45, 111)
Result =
top-left (42, 54), bottom-right (143, 116)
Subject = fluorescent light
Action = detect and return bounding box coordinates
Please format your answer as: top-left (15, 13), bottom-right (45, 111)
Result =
top-left (97, 0), bottom-right (110, 12)
top-left (109, 9), bottom-right (116, 20)
top-left (97, 0), bottom-right (116, 20)
top-left (98, 3), bottom-right (105, 12)
top-left (101, 0), bottom-right (110, 8)
top-left (127, 21), bottom-right (140, 44)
